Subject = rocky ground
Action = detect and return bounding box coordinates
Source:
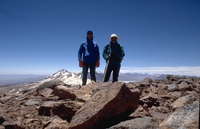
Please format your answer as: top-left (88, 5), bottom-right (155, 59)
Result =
top-left (0, 75), bottom-right (199, 129)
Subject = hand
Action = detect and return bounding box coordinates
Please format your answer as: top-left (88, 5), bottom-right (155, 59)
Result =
top-left (96, 59), bottom-right (100, 67)
top-left (96, 61), bottom-right (100, 67)
top-left (79, 59), bottom-right (83, 67)
top-left (111, 52), bottom-right (113, 56)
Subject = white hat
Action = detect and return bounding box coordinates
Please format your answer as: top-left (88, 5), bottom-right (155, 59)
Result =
top-left (109, 34), bottom-right (120, 40)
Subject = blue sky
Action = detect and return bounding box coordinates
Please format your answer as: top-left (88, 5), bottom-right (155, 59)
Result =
top-left (0, 0), bottom-right (200, 76)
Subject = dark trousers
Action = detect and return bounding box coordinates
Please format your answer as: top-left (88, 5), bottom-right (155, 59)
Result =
top-left (82, 62), bottom-right (96, 85)
top-left (104, 62), bottom-right (121, 82)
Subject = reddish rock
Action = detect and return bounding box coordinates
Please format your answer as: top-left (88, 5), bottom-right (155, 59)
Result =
top-left (38, 101), bottom-right (83, 121)
top-left (53, 85), bottom-right (76, 100)
top-left (25, 119), bottom-right (44, 129)
top-left (2, 120), bottom-right (22, 129)
top-left (130, 105), bottom-right (151, 117)
top-left (38, 88), bottom-right (53, 97)
top-left (74, 82), bottom-right (99, 102)
top-left (44, 116), bottom-right (69, 129)
top-left (69, 82), bottom-right (140, 129)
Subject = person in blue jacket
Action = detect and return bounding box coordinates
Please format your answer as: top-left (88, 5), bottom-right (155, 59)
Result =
top-left (102, 34), bottom-right (125, 82)
top-left (78, 30), bottom-right (100, 85)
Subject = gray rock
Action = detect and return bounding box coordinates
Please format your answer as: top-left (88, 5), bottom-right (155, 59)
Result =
top-left (141, 77), bottom-right (153, 85)
top-left (171, 94), bottom-right (197, 110)
top-left (178, 81), bottom-right (191, 90)
top-left (168, 82), bottom-right (179, 91)
top-left (109, 117), bottom-right (159, 129)
top-left (160, 102), bottom-right (199, 129)
top-left (70, 85), bottom-right (82, 90)
top-left (25, 99), bottom-right (40, 106)
top-left (0, 93), bottom-right (6, 98)
top-left (168, 91), bottom-right (181, 98)
top-left (177, 78), bottom-right (194, 84)
top-left (69, 82), bottom-right (140, 129)
top-left (0, 96), bottom-right (12, 103)
top-left (37, 79), bottom-right (63, 91)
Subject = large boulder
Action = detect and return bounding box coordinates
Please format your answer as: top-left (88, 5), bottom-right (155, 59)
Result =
top-left (109, 117), bottom-right (159, 129)
top-left (171, 94), bottom-right (197, 110)
top-left (69, 82), bottom-right (140, 129)
top-left (159, 101), bottom-right (199, 129)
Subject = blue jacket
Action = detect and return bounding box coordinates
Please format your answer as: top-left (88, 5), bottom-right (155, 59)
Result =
top-left (78, 39), bottom-right (100, 63)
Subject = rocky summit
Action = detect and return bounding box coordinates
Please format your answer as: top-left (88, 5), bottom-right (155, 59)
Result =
top-left (0, 75), bottom-right (199, 129)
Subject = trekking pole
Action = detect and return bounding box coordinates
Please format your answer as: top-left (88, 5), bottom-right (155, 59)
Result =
top-left (102, 58), bottom-right (110, 82)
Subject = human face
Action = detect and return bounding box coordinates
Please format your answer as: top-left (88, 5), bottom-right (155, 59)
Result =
top-left (87, 34), bottom-right (93, 40)
top-left (111, 37), bottom-right (118, 43)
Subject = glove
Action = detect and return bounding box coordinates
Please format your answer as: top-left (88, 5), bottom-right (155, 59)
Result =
top-left (96, 59), bottom-right (100, 67)
top-left (107, 52), bottom-right (113, 60)
top-left (79, 59), bottom-right (83, 67)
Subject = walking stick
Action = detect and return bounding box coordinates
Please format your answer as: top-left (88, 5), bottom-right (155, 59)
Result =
top-left (102, 58), bottom-right (110, 82)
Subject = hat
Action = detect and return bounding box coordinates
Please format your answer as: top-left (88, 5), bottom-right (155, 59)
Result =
top-left (87, 30), bottom-right (93, 35)
top-left (109, 34), bottom-right (119, 40)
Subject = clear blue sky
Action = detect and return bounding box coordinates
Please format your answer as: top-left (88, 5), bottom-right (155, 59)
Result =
top-left (0, 0), bottom-right (200, 76)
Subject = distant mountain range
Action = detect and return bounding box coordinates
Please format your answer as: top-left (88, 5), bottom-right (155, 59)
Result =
top-left (0, 69), bottom-right (167, 85)
top-left (0, 74), bottom-right (48, 85)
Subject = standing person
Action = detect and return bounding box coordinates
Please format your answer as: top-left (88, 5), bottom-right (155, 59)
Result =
top-left (78, 30), bottom-right (100, 86)
top-left (102, 34), bottom-right (125, 82)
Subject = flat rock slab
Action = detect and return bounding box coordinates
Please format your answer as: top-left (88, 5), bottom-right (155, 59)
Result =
top-left (69, 82), bottom-right (140, 129)
top-left (109, 117), bottom-right (159, 129)
top-left (160, 101), bottom-right (199, 129)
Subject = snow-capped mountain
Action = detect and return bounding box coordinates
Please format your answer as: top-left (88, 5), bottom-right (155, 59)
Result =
top-left (40, 69), bottom-right (91, 85)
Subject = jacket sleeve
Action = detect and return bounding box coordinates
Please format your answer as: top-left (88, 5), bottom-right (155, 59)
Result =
top-left (120, 45), bottom-right (125, 58)
top-left (96, 44), bottom-right (100, 60)
top-left (78, 44), bottom-right (84, 60)
top-left (102, 45), bottom-right (110, 60)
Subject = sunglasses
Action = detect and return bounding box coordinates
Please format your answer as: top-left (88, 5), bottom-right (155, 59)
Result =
top-left (111, 37), bottom-right (118, 39)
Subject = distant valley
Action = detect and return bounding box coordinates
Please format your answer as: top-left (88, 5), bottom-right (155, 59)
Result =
top-left (0, 74), bottom-right (48, 85)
